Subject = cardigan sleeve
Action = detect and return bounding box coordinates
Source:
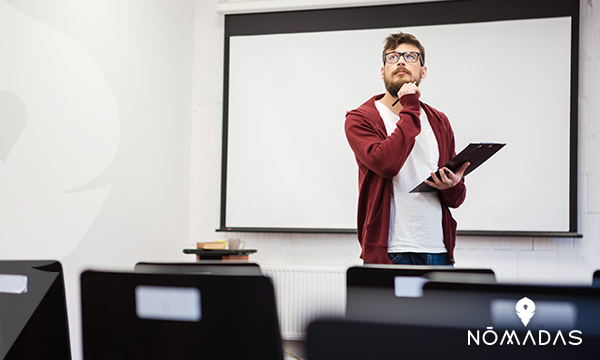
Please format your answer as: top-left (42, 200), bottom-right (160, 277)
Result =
top-left (345, 94), bottom-right (422, 179)
top-left (439, 180), bottom-right (466, 208)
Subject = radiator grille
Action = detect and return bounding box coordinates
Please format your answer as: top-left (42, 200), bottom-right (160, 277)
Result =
top-left (261, 266), bottom-right (346, 340)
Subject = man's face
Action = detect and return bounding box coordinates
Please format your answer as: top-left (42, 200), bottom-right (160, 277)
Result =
top-left (381, 43), bottom-right (427, 97)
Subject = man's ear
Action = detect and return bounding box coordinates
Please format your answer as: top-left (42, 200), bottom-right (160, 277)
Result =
top-left (421, 66), bottom-right (428, 80)
top-left (380, 66), bottom-right (385, 79)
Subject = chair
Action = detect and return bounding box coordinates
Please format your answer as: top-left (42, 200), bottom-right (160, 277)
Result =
top-left (80, 270), bottom-right (284, 360)
top-left (0, 260), bottom-right (71, 359)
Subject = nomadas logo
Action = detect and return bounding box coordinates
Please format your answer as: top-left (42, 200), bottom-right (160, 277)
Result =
top-left (468, 297), bottom-right (582, 346)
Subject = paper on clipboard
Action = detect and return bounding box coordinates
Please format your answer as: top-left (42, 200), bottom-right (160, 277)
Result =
top-left (409, 143), bottom-right (506, 193)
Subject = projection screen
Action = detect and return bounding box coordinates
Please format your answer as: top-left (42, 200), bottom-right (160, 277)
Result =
top-left (220, 0), bottom-right (579, 236)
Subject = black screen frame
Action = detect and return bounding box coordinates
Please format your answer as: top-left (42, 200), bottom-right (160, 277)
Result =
top-left (219, 0), bottom-right (580, 237)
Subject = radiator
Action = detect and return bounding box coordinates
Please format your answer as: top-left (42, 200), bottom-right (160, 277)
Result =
top-left (261, 266), bottom-right (347, 340)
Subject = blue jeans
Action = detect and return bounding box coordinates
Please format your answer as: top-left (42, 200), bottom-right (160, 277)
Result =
top-left (388, 252), bottom-right (452, 266)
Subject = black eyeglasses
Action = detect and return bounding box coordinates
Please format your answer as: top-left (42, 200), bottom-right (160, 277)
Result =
top-left (383, 51), bottom-right (423, 65)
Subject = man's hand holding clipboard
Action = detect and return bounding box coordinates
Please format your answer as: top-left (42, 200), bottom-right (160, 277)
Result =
top-left (410, 143), bottom-right (506, 193)
top-left (424, 161), bottom-right (471, 191)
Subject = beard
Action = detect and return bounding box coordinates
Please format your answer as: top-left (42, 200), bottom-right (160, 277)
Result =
top-left (384, 68), bottom-right (419, 97)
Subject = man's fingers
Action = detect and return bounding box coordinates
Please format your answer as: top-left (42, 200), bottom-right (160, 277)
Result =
top-left (397, 82), bottom-right (419, 97)
top-left (456, 162), bottom-right (471, 176)
top-left (441, 168), bottom-right (449, 180)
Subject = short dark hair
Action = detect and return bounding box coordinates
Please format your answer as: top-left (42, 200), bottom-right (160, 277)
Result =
top-left (382, 32), bottom-right (425, 65)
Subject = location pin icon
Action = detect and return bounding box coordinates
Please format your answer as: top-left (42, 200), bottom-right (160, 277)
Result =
top-left (0, 91), bottom-right (28, 163)
top-left (516, 297), bottom-right (536, 326)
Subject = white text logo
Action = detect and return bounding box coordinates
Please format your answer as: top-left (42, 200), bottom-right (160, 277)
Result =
top-left (516, 297), bottom-right (535, 326)
top-left (468, 297), bottom-right (583, 346)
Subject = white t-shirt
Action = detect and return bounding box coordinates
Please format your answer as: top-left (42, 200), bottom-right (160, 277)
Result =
top-left (375, 100), bottom-right (445, 253)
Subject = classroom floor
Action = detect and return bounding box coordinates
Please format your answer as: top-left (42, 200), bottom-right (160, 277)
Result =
top-left (282, 340), bottom-right (306, 360)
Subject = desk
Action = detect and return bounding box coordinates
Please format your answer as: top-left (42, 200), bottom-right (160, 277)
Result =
top-left (183, 248), bottom-right (257, 261)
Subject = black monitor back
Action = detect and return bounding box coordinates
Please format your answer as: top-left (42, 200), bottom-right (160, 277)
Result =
top-left (348, 267), bottom-right (600, 336)
top-left (346, 265), bottom-right (495, 319)
top-left (134, 261), bottom-right (263, 276)
top-left (307, 319), bottom-right (600, 360)
top-left (80, 270), bottom-right (283, 360)
top-left (347, 265), bottom-right (496, 288)
top-left (0, 260), bottom-right (71, 360)
top-left (592, 270), bottom-right (600, 287)
top-left (421, 282), bottom-right (600, 335)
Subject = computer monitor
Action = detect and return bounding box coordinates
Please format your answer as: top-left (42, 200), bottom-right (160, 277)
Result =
top-left (134, 261), bottom-right (263, 276)
top-left (420, 281), bottom-right (600, 336)
top-left (348, 266), bottom-right (600, 336)
top-left (347, 265), bottom-right (496, 287)
top-left (346, 265), bottom-right (495, 320)
top-left (0, 260), bottom-right (71, 360)
top-left (591, 270), bottom-right (600, 287)
top-left (80, 270), bottom-right (283, 360)
top-left (307, 319), bottom-right (600, 360)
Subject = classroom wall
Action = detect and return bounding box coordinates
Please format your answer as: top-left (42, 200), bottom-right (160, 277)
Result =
top-left (0, 0), bottom-right (598, 359)
top-left (192, 0), bottom-right (600, 284)
top-left (0, 1), bottom-right (193, 359)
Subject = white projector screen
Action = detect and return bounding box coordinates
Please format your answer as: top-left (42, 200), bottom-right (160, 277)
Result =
top-left (221, 0), bottom-right (579, 236)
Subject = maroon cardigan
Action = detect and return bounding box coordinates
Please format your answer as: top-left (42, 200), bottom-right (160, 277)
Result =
top-left (345, 93), bottom-right (466, 264)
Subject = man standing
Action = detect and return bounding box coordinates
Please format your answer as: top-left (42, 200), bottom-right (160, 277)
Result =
top-left (345, 32), bottom-right (469, 265)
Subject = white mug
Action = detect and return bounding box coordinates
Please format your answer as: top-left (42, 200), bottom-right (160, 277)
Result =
top-left (228, 238), bottom-right (245, 250)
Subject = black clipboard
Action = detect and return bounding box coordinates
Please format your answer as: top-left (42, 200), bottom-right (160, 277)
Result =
top-left (409, 142), bottom-right (506, 193)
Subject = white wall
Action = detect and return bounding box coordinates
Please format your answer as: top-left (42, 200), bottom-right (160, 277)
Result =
top-left (0, 0), bottom-right (193, 359)
top-left (192, 0), bottom-right (600, 284)
top-left (0, 0), bottom-right (598, 358)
